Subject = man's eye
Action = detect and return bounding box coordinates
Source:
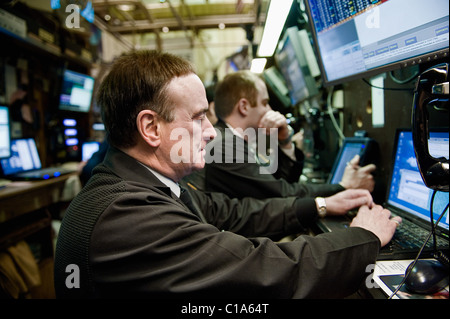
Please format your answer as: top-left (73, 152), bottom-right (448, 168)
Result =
top-left (196, 113), bottom-right (206, 120)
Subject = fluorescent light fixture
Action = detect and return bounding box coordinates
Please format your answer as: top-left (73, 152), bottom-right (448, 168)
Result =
top-left (250, 58), bottom-right (267, 73)
top-left (117, 4), bottom-right (136, 11)
top-left (257, 0), bottom-right (293, 57)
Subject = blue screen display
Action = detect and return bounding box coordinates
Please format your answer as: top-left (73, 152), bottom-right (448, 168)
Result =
top-left (388, 130), bottom-right (449, 231)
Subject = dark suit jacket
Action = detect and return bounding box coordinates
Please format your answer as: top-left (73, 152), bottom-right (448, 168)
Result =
top-left (203, 120), bottom-right (344, 199)
top-left (54, 146), bottom-right (380, 299)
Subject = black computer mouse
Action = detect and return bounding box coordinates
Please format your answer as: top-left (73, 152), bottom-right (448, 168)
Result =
top-left (404, 259), bottom-right (449, 294)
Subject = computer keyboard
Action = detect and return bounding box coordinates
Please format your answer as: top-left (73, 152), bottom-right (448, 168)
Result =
top-left (388, 218), bottom-right (448, 251)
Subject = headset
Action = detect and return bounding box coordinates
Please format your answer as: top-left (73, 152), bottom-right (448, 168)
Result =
top-left (412, 63), bottom-right (449, 192)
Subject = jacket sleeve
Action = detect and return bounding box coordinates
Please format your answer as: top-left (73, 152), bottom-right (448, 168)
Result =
top-left (205, 131), bottom-right (344, 200)
top-left (273, 144), bottom-right (305, 183)
top-left (205, 159), bottom-right (343, 200)
top-left (90, 190), bottom-right (380, 299)
top-left (182, 181), bottom-right (318, 239)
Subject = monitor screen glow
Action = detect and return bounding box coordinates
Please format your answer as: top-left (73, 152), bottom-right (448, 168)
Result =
top-left (59, 69), bottom-right (95, 113)
top-left (304, 0), bottom-right (449, 86)
top-left (275, 27), bottom-right (319, 106)
top-left (0, 106), bottom-right (11, 159)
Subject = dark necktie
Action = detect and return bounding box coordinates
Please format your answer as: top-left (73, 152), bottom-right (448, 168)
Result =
top-left (179, 187), bottom-right (207, 223)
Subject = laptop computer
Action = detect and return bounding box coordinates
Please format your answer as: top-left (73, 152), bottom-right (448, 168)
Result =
top-left (0, 138), bottom-right (76, 180)
top-left (318, 129), bottom-right (449, 260)
top-left (326, 136), bottom-right (378, 184)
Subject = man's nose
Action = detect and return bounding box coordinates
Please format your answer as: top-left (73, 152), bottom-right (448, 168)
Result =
top-left (204, 119), bottom-right (217, 141)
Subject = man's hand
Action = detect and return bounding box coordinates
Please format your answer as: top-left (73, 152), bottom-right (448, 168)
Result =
top-left (350, 205), bottom-right (401, 247)
top-left (291, 130), bottom-right (304, 150)
top-left (324, 189), bottom-right (374, 216)
top-left (339, 154), bottom-right (376, 192)
top-left (258, 110), bottom-right (290, 141)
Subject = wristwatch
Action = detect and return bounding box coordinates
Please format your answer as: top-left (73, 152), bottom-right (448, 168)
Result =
top-left (315, 197), bottom-right (327, 218)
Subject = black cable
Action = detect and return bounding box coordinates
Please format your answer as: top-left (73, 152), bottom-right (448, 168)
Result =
top-left (362, 78), bottom-right (414, 91)
top-left (389, 70), bottom-right (420, 85)
top-left (430, 190), bottom-right (438, 252)
top-left (388, 198), bottom-right (449, 299)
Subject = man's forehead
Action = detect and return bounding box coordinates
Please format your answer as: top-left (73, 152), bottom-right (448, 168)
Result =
top-left (255, 78), bottom-right (269, 97)
top-left (168, 75), bottom-right (208, 111)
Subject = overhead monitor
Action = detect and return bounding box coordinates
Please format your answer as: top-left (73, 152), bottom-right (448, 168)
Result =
top-left (275, 26), bottom-right (320, 106)
top-left (59, 69), bottom-right (95, 113)
top-left (263, 66), bottom-right (291, 108)
top-left (304, 0), bottom-right (449, 86)
top-left (0, 106), bottom-right (11, 159)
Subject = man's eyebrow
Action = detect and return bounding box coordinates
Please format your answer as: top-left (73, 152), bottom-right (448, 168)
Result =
top-left (192, 108), bottom-right (209, 118)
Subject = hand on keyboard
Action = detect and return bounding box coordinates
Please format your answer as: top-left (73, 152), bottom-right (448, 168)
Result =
top-left (350, 204), bottom-right (402, 247)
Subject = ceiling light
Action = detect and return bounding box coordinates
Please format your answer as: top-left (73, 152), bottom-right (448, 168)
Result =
top-left (117, 4), bottom-right (135, 11)
top-left (250, 58), bottom-right (267, 74)
top-left (257, 0), bottom-right (293, 57)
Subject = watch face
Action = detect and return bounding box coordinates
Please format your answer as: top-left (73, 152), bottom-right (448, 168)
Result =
top-left (316, 197), bottom-right (326, 217)
top-left (318, 208), bottom-right (326, 218)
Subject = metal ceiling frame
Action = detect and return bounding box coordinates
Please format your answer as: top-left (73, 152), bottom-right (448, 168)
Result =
top-left (92, 0), bottom-right (266, 35)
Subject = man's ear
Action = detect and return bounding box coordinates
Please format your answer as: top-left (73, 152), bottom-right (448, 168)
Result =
top-left (136, 109), bottom-right (161, 147)
top-left (237, 98), bottom-right (250, 117)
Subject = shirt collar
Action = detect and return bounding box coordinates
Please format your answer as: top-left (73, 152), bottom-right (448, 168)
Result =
top-left (224, 121), bottom-right (257, 151)
top-left (139, 163), bottom-right (181, 197)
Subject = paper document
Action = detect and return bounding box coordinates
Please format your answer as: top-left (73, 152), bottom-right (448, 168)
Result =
top-left (373, 260), bottom-right (449, 299)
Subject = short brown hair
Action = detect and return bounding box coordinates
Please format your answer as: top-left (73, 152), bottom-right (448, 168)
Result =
top-left (214, 70), bottom-right (261, 121)
top-left (97, 50), bottom-right (195, 148)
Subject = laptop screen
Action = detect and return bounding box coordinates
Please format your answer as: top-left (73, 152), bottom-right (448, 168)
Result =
top-left (387, 130), bottom-right (449, 231)
top-left (328, 137), bottom-right (374, 184)
top-left (0, 138), bottom-right (42, 175)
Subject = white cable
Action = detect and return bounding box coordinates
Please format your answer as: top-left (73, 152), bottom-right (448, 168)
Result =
top-left (326, 86), bottom-right (345, 141)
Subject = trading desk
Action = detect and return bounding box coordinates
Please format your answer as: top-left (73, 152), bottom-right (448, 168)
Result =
top-left (0, 173), bottom-right (78, 222)
top-left (0, 173), bottom-right (80, 298)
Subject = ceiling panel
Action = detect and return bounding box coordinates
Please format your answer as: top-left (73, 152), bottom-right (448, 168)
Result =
top-left (92, 0), bottom-right (267, 34)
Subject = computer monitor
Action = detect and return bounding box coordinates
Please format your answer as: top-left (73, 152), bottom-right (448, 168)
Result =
top-left (0, 138), bottom-right (42, 176)
top-left (81, 141), bottom-right (100, 162)
top-left (0, 106), bottom-right (11, 159)
top-left (263, 66), bottom-right (291, 108)
top-left (304, 0), bottom-right (449, 86)
top-left (388, 129), bottom-right (449, 231)
top-left (59, 69), bottom-right (95, 113)
top-left (275, 26), bottom-right (320, 106)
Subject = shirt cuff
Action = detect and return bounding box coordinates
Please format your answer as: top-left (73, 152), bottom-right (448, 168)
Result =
top-left (293, 198), bottom-right (319, 228)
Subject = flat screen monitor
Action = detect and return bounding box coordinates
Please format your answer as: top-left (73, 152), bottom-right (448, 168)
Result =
top-left (263, 66), bottom-right (291, 108)
top-left (275, 26), bottom-right (320, 106)
top-left (59, 69), bottom-right (95, 113)
top-left (81, 141), bottom-right (100, 162)
top-left (388, 129), bottom-right (449, 231)
top-left (304, 0), bottom-right (449, 86)
top-left (0, 106), bottom-right (11, 159)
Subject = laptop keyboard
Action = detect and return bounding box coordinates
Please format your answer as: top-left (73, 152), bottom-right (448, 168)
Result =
top-left (18, 167), bottom-right (73, 179)
top-left (387, 218), bottom-right (448, 251)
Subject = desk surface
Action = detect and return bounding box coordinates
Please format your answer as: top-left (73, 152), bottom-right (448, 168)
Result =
top-left (0, 173), bottom-right (78, 222)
